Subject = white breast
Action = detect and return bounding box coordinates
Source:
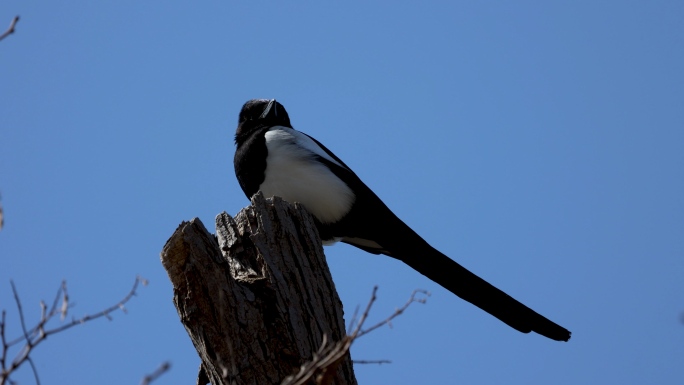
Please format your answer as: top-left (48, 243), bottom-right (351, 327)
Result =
top-left (260, 127), bottom-right (356, 224)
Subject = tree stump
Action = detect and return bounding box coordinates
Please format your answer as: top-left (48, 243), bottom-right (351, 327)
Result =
top-left (160, 193), bottom-right (357, 385)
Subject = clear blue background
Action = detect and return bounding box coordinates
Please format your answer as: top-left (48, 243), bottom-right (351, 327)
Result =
top-left (1, 1), bottom-right (683, 384)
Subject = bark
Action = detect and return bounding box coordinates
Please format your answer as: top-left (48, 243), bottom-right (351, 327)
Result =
top-left (160, 192), bottom-right (357, 385)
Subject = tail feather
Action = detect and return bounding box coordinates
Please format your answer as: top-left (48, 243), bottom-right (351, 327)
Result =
top-left (340, 186), bottom-right (571, 341)
top-left (388, 236), bottom-right (571, 341)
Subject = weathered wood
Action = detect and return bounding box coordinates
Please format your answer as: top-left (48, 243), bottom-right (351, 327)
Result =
top-left (160, 193), bottom-right (357, 385)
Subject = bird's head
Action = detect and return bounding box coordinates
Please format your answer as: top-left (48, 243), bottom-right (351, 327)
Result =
top-left (235, 99), bottom-right (291, 145)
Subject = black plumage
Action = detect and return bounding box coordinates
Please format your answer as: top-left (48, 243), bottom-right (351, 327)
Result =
top-left (234, 99), bottom-right (571, 342)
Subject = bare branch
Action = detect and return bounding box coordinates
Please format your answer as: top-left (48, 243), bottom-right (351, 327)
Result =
top-left (0, 16), bottom-right (19, 42)
top-left (282, 287), bottom-right (428, 385)
top-left (354, 288), bottom-right (430, 339)
top-left (281, 334), bottom-right (354, 385)
top-left (6, 281), bottom-right (66, 347)
top-left (140, 362), bottom-right (171, 385)
top-left (1, 277), bottom-right (146, 385)
top-left (46, 276), bottom-right (143, 336)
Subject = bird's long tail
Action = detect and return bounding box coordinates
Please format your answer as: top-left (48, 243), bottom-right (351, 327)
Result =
top-left (384, 229), bottom-right (571, 341)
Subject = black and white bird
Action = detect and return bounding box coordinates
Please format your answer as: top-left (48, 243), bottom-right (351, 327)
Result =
top-left (233, 99), bottom-right (571, 342)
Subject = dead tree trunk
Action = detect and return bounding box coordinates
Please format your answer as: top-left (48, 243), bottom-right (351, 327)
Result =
top-left (160, 192), bottom-right (357, 385)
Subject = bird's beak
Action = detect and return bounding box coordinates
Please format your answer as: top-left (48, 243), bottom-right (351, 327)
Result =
top-left (259, 99), bottom-right (277, 120)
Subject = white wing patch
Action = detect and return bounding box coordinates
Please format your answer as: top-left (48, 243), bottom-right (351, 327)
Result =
top-left (271, 127), bottom-right (347, 169)
top-left (261, 127), bottom-right (355, 224)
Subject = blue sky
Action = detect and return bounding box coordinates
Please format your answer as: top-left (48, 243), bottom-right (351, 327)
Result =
top-left (1, 1), bottom-right (683, 384)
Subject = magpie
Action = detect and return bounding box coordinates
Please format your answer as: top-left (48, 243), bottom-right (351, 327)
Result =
top-left (233, 99), bottom-right (571, 342)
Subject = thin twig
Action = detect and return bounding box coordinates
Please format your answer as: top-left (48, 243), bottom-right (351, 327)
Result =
top-left (60, 281), bottom-right (69, 321)
top-left (140, 361), bottom-right (171, 385)
top-left (352, 359), bottom-right (391, 365)
top-left (1, 277), bottom-right (146, 385)
top-left (346, 304), bottom-right (360, 334)
top-left (9, 282), bottom-right (31, 348)
top-left (6, 281), bottom-right (65, 347)
top-left (26, 357), bottom-right (40, 385)
top-left (282, 287), bottom-right (428, 385)
top-left (0, 16), bottom-right (19, 42)
top-left (46, 276), bottom-right (142, 335)
top-left (354, 289), bottom-right (429, 339)
top-left (349, 286), bottom-right (379, 338)
top-left (1, 311), bottom-right (7, 376)
top-left (0, 193), bottom-right (4, 231)
top-left (47, 282), bottom-right (63, 319)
